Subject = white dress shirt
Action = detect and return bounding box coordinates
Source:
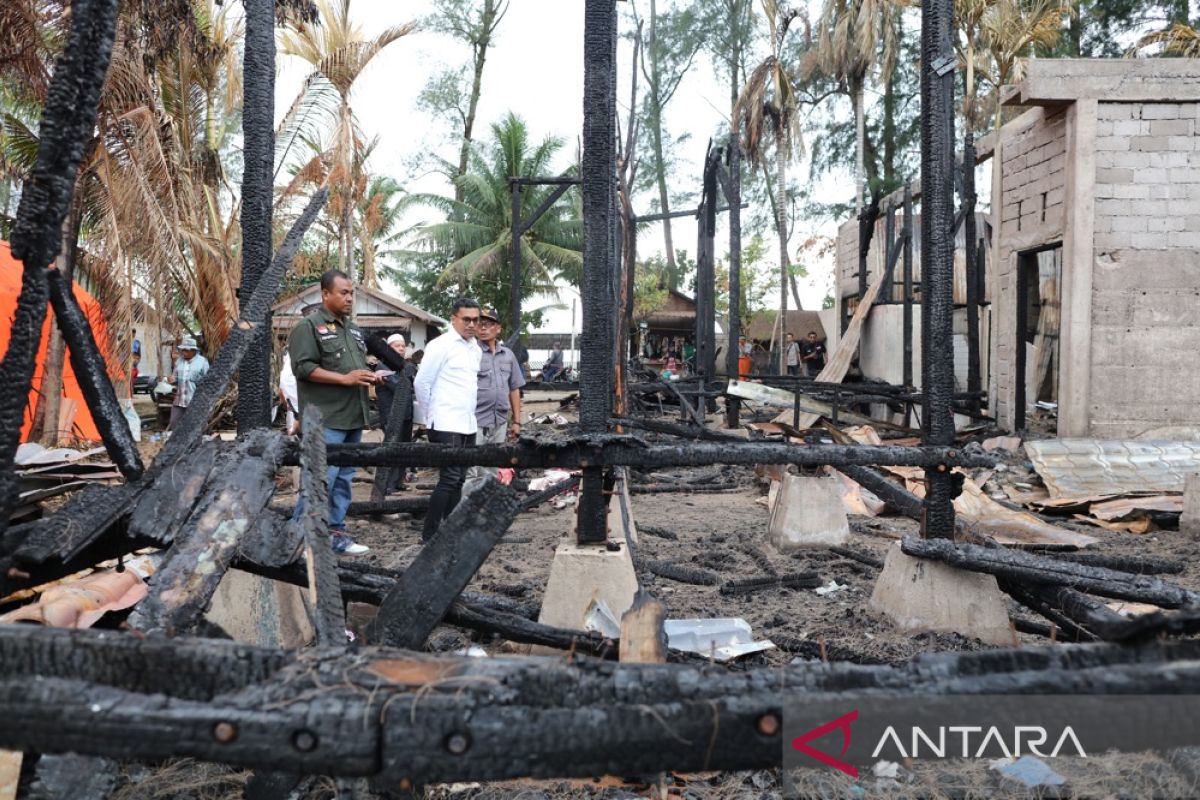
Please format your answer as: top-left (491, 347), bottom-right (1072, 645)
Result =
top-left (413, 330), bottom-right (482, 435)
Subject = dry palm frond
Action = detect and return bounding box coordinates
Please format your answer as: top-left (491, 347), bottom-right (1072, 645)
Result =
top-left (981, 0), bottom-right (1068, 85)
top-left (278, 0), bottom-right (417, 99)
top-left (1130, 23), bottom-right (1200, 58)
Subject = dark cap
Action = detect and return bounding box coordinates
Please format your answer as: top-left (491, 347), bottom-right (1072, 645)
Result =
top-left (480, 305), bottom-right (500, 324)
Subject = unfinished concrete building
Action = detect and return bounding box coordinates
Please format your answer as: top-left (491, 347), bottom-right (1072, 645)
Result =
top-left (837, 58), bottom-right (1200, 439)
top-left (991, 59), bottom-right (1200, 438)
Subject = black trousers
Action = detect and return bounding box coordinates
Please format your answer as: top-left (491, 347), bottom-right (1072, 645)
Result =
top-left (422, 429), bottom-right (474, 542)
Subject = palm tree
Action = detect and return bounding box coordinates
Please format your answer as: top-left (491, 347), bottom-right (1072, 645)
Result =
top-left (1132, 22), bottom-right (1200, 57)
top-left (357, 175), bottom-right (405, 289)
top-left (808, 0), bottom-right (905, 213)
top-left (734, 0), bottom-right (804, 373)
top-left (980, 0), bottom-right (1069, 127)
top-left (406, 112), bottom-right (582, 327)
top-left (278, 0), bottom-right (416, 283)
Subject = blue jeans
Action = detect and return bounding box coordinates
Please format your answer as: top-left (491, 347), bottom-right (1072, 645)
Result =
top-left (324, 427), bottom-right (362, 530)
top-left (293, 426), bottom-right (361, 532)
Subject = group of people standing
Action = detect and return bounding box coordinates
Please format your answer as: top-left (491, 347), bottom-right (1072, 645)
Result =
top-left (785, 331), bottom-right (827, 377)
top-left (286, 270), bottom-right (524, 555)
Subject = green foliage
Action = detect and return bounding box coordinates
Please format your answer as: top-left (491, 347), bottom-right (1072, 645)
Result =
top-left (632, 265), bottom-right (669, 322)
top-left (640, 249), bottom-right (696, 294)
top-left (398, 112), bottom-right (580, 331)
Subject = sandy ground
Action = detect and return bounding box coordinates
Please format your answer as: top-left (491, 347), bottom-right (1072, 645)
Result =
top-left (65, 393), bottom-right (1200, 798)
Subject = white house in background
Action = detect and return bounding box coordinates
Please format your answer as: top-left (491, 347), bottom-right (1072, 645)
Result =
top-left (523, 285), bottom-right (582, 373)
top-left (271, 283), bottom-right (447, 350)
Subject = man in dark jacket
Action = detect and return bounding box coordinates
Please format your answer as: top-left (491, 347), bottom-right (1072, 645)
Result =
top-left (288, 269), bottom-right (379, 555)
top-left (374, 332), bottom-right (416, 492)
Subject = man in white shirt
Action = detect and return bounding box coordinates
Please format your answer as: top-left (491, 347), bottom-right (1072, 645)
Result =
top-left (413, 297), bottom-right (483, 543)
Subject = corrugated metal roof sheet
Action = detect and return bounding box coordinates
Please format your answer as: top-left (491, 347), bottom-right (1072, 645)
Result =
top-left (1024, 439), bottom-right (1200, 499)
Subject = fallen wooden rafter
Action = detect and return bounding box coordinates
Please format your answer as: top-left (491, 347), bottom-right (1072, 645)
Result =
top-left (364, 477), bottom-right (519, 648)
top-left (3, 627), bottom-right (1200, 783)
top-left (901, 535), bottom-right (1200, 608)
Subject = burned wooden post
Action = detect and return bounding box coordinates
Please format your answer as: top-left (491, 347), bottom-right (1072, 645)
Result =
top-left (236, 0), bottom-right (276, 434)
top-left (918, 0), bottom-right (959, 539)
top-left (365, 477), bottom-right (519, 648)
top-left (0, 0), bottom-right (118, 537)
top-left (693, 146), bottom-right (719, 380)
top-left (724, 141), bottom-right (742, 428)
top-left (902, 183), bottom-right (915, 396)
top-left (296, 406), bottom-right (346, 645)
top-left (45, 268), bottom-right (144, 479)
top-left (577, 0), bottom-right (619, 545)
top-left (962, 135), bottom-right (983, 416)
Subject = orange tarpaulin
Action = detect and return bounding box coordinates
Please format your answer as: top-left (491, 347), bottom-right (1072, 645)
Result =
top-left (1, 240), bottom-right (121, 442)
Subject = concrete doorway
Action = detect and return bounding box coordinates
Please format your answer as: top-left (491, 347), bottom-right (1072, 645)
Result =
top-left (1014, 245), bottom-right (1062, 431)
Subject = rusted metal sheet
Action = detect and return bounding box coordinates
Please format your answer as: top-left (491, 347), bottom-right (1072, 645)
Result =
top-left (1025, 440), bottom-right (1200, 499)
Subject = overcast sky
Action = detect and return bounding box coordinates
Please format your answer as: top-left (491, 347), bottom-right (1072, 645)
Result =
top-left (274, 0), bottom-right (847, 313)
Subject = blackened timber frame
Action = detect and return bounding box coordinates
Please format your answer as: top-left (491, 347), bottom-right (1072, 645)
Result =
top-left (506, 176), bottom-right (581, 340)
top-left (577, 0), bottom-right (619, 544)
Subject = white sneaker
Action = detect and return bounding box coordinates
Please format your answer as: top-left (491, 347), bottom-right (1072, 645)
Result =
top-left (331, 531), bottom-right (369, 556)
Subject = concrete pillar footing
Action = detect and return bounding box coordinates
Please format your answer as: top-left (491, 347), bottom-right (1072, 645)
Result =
top-left (869, 544), bottom-right (1014, 646)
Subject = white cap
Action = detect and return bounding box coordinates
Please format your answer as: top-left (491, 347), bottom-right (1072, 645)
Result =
top-left (386, 333), bottom-right (406, 346)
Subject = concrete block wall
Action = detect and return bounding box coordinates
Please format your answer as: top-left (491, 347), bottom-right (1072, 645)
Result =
top-left (1087, 100), bottom-right (1200, 438)
top-left (990, 107), bottom-right (1068, 428)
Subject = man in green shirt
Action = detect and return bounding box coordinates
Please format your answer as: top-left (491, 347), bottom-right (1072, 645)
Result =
top-left (288, 270), bottom-right (379, 555)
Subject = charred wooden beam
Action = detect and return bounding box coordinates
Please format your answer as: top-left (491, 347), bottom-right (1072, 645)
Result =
top-left (45, 268), bottom-right (143, 479)
top-left (364, 478), bottom-right (519, 648)
top-left (153, 189), bottom-right (327, 471)
top-left (132, 430), bottom-right (291, 635)
top-left (998, 579), bottom-right (1098, 643)
top-left (518, 474), bottom-right (579, 511)
top-left (128, 440), bottom-right (219, 545)
top-left (0, 0), bottom-right (119, 537)
top-left (4, 628), bottom-right (1200, 782)
top-left (902, 536), bottom-right (1200, 608)
top-left (0, 625), bottom-right (289, 701)
top-left (919, 0), bottom-right (959, 539)
top-left (296, 406), bottom-right (345, 645)
top-left (720, 572), bottom-right (822, 596)
top-left (643, 560), bottom-right (719, 586)
top-left (305, 439), bottom-right (992, 471)
top-left (444, 601), bottom-right (618, 659)
top-left (7, 191), bottom-right (325, 601)
top-left (235, 0), bottom-right (276, 434)
top-left (1048, 552), bottom-right (1184, 576)
top-left (611, 416), bottom-right (740, 442)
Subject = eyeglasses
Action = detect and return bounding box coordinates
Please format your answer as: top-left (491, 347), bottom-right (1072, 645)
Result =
top-left (458, 315), bottom-right (480, 325)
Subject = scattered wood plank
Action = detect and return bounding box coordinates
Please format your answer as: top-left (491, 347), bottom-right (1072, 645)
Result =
top-left (619, 590), bottom-right (668, 664)
top-left (902, 535), bottom-right (1200, 609)
top-left (132, 430), bottom-right (290, 635)
top-left (364, 477), bottom-right (519, 648)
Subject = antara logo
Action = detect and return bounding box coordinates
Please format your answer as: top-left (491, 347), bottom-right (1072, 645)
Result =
top-left (791, 710), bottom-right (860, 778)
top-left (870, 726), bottom-right (1088, 760)
top-left (792, 712), bottom-right (1089, 776)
